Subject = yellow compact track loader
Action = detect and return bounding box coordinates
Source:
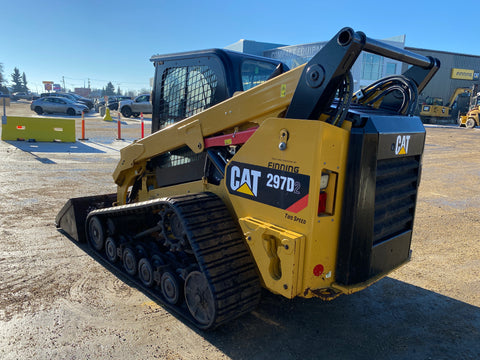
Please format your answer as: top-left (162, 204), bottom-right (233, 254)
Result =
top-left (56, 28), bottom-right (440, 329)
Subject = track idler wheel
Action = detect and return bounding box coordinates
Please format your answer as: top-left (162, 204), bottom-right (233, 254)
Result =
top-left (184, 271), bottom-right (216, 327)
top-left (87, 216), bottom-right (105, 251)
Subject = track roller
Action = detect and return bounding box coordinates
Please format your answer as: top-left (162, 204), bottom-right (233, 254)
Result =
top-left (161, 270), bottom-right (183, 305)
top-left (105, 237), bottom-right (118, 263)
top-left (138, 258), bottom-right (154, 287)
top-left (123, 247), bottom-right (137, 276)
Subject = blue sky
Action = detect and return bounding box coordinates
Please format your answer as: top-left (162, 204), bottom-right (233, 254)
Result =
top-left (2, 0), bottom-right (477, 94)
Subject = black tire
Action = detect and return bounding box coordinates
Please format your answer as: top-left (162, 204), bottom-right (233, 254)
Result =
top-left (87, 216), bottom-right (105, 251)
top-left (466, 118), bottom-right (476, 129)
top-left (67, 108), bottom-right (76, 116)
top-left (121, 106), bottom-right (132, 118)
top-left (34, 106), bottom-right (43, 115)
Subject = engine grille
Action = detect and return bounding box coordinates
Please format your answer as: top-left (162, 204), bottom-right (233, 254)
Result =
top-left (373, 156), bottom-right (421, 245)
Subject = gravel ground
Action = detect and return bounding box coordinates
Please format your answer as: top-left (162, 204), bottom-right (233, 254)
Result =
top-left (0, 101), bottom-right (479, 359)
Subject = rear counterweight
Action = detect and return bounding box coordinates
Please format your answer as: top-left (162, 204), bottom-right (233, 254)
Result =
top-left (336, 110), bottom-right (425, 285)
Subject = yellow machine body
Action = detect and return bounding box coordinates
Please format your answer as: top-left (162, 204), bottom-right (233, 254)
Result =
top-left (419, 103), bottom-right (451, 118)
top-left (111, 68), bottom-right (357, 299)
top-left (228, 118), bottom-right (350, 299)
top-left (56, 27), bottom-right (441, 329)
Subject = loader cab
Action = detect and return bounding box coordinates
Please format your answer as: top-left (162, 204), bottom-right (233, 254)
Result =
top-left (150, 49), bottom-right (288, 133)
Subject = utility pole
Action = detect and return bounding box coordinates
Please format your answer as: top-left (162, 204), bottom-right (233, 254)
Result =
top-left (62, 76), bottom-right (66, 92)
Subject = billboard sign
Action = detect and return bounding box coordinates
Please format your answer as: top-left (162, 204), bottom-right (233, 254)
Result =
top-left (43, 81), bottom-right (54, 91)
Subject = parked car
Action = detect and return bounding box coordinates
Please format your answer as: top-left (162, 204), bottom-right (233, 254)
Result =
top-left (31, 97), bottom-right (89, 116)
top-left (93, 97), bottom-right (106, 112)
top-left (107, 95), bottom-right (131, 110)
top-left (40, 92), bottom-right (93, 109)
top-left (12, 92), bottom-right (33, 100)
top-left (67, 93), bottom-right (93, 109)
top-left (119, 94), bottom-right (152, 118)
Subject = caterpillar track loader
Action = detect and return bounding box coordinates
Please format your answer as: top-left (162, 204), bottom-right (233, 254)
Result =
top-left (56, 28), bottom-right (440, 330)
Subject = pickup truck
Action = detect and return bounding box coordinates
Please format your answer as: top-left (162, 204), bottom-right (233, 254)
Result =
top-left (119, 94), bottom-right (152, 118)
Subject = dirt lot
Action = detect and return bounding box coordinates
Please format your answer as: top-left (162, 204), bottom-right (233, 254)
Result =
top-left (0, 101), bottom-right (479, 359)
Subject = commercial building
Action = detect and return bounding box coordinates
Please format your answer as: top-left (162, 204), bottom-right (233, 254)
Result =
top-left (403, 47), bottom-right (480, 104)
top-left (226, 35), bottom-right (480, 116)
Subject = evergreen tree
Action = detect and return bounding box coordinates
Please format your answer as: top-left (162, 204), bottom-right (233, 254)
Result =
top-left (105, 82), bottom-right (115, 96)
top-left (0, 63), bottom-right (7, 94)
top-left (117, 86), bottom-right (121, 95)
top-left (11, 67), bottom-right (23, 93)
top-left (22, 72), bottom-right (28, 93)
top-left (0, 63), bottom-right (4, 87)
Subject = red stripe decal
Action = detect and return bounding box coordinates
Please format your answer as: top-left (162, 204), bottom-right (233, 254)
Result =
top-left (286, 194), bottom-right (309, 213)
top-left (204, 127), bottom-right (258, 148)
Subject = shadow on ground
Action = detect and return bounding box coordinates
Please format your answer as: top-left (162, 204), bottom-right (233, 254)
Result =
top-left (5, 140), bottom-right (106, 154)
top-left (206, 279), bottom-right (480, 360)
top-left (63, 234), bottom-right (480, 360)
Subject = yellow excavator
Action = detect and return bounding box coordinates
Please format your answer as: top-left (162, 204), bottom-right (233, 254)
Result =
top-left (419, 87), bottom-right (471, 123)
top-left (56, 28), bottom-right (440, 329)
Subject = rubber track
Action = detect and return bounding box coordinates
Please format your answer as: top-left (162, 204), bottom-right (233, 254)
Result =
top-left (86, 192), bottom-right (261, 329)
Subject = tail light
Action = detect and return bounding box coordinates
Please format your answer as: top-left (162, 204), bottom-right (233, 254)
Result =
top-left (318, 191), bottom-right (327, 214)
top-left (318, 173), bottom-right (329, 215)
top-left (318, 172), bottom-right (337, 216)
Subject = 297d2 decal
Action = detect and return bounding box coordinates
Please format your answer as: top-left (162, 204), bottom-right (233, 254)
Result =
top-left (226, 161), bottom-right (310, 213)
